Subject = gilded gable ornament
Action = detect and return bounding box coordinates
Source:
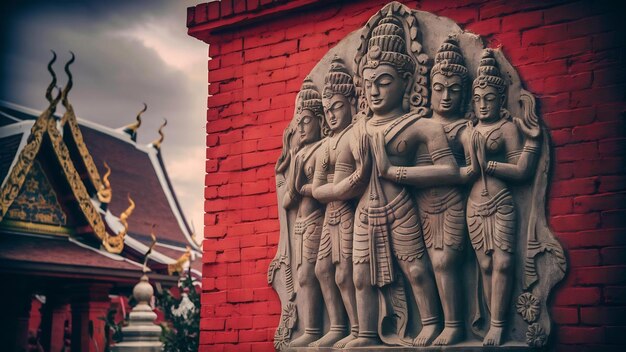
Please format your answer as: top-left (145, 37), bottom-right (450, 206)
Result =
top-left (270, 1), bottom-right (566, 349)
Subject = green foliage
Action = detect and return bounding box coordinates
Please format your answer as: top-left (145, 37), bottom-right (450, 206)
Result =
top-left (99, 306), bottom-right (124, 352)
top-left (155, 274), bottom-right (200, 352)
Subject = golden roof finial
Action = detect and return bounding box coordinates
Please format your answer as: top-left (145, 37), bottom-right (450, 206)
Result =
top-left (102, 193), bottom-right (134, 254)
top-left (97, 161), bottom-right (112, 204)
top-left (61, 52), bottom-right (75, 111)
top-left (143, 225), bottom-right (158, 273)
top-left (45, 51), bottom-right (57, 104)
top-left (168, 246), bottom-right (191, 276)
top-left (123, 103), bottom-right (146, 142)
top-left (151, 118), bottom-right (167, 150)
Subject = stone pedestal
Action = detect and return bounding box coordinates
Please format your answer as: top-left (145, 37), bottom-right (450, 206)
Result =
top-left (112, 275), bottom-right (163, 351)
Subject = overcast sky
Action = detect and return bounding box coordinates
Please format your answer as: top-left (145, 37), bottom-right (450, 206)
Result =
top-left (0, 0), bottom-right (208, 240)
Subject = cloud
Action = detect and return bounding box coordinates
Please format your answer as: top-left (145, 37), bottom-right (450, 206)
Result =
top-left (0, 0), bottom-right (208, 242)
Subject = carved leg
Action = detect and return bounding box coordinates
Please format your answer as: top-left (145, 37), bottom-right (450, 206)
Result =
top-left (475, 249), bottom-right (493, 311)
top-left (430, 248), bottom-right (465, 346)
top-left (344, 262), bottom-right (381, 348)
top-left (483, 249), bottom-right (513, 346)
top-left (310, 256), bottom-right (348, 347)
top-left (333, 259), bottom-right (359, 348)
top-left (397, 258), bottom-right (442, 347)
top-left (289, 262), bottom-right (322, 347)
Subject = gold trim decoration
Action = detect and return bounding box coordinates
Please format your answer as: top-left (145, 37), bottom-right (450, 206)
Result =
top-left (6, 160), bottom-right (67, 226)
top-left (102, 193), bottom-right (134, 253)
top-left (0, 219), bottom-right (73, 236)
top-left (151, 118), bottom-right (167, 150)
top-left (0, 51), bottom-right (61, 220)
top-left (60, 52), bottom-right (103, 192)
top-left (123, 103), bottom-right (146, 142)
top-left (46, 105), bottom-right (108, 240)
top-left (168, 246), bottom-right (191, 275)
top-left (97, 161), bottom-right (112, 204)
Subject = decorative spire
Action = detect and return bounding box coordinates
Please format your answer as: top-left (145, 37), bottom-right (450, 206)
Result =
top-left (102, 193), bottom-right (134, 254)
top-left (97, 161), bottom-right (112, 204)
top-left (362, 10), bottom-right (416, 75)
top-left (323, 55), bottom-right (355, 99)
top-left (118, 193), bottom-right (135, 238)
top-left (296, 76), bottom-right (323, 118)
top-left (431, 35), bottom-right (468, 80)
top-left (123, 103), bottom-right (146, 142)
top-left (473, 49), bottom-right (506, 94)
top-left (61, 52), bottom-right (75, 111)
top-left (45, 50), bottom-right (58, 104)
top-left (168, 246), bottom-right (192, 275)
top-left (151, 118), bottom-right (167, 150)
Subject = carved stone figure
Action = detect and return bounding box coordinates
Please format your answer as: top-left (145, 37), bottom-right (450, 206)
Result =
top-left (281, 77), bottom-right (325, 347)
top-left (466, 49), bottom-right (542, 346)
top-left (309, 56), bottom-right (359, 348)
top-left (269, 2), bottom-right (567, 350)
top-left (373, 35), bottom-right (475, 346)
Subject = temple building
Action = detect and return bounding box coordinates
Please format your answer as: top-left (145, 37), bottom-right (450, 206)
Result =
top-left (0, 55), bottom-right (202, 352)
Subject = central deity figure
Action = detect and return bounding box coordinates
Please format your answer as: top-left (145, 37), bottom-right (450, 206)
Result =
top-left (348, 12), bottom-right (464, 347)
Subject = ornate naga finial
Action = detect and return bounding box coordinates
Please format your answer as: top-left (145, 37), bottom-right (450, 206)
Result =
top-left (61, 51), bottom-right (75, 110)
top-left (168, 246), bottom-right (192, 276)
top-left (45, 50), bottom-right (58, 104)
top-left (123, 103), bottom-right (146, 142)
top-left (143, 225), bottom-right (158, 273)
top-left (102, 193), bottom-right (134, 254)
top-left (151, 118), bottom-right (168, 150)
top-left (97, 161), bottom-right (112, 204)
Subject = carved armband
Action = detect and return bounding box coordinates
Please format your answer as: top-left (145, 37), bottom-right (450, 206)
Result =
top-left (506, 149), bottom-right (523, 162)
top-left (335, 162), bottom-right (355, 174)
top-left (486, 161), bottom-right (498, 176)
top-left (523, 145), bottom-right (541, 155)
top-left (348, 171), bottom-right (362, 187)
top-left (395, 166), bottom-right (407, 183)
top-left (430, 147), bottom-right (454, 162)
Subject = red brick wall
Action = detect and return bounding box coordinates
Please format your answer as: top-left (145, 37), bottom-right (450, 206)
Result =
top-left (188, 1), bottom-right (625, 351)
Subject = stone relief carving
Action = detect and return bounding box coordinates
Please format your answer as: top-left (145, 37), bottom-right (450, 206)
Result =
top-left (269, 1), bottom-right (566, 349)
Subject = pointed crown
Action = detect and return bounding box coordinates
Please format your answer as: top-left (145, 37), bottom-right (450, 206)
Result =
top-left (473, 49), bottom-right (506, 94)
top-left (431, 35), bottom-right (468, 80)
top-left (362, 11), bottom-right (416, 75)
top-left (296, 76), bottom-right (323, 120)
top-left (323, 55), bottom-right (355, 99)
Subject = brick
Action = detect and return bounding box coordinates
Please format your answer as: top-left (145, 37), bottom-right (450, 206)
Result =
top-left (581, 306), bottom-right (626, 325)
top-left (551, 177), bottom-right (599, 198)
top-left (228, 289), bottom-right (254, 303)
top-left (554, 287), bottom-right (601, 306)
top-left (572, 122), bottom-right (625, 142)
top-left (599, 176), bottom-right (626, 192)
top-left (605, 286), bottom-right (626, 305)
top-left (601, 247), bottom-right (626, 266)
top-left (551, 307), bottom-right (578, 325)
top-left (522, 23), bottom-right (568, 46)
top-left (269, 40), bottom-right (298, 57)
top-left (200, 318), bottom-right (226, 331)
top-left (544, 107), bottom-right (595, 129)
top-left (551, 213), bottom-right (600, 232)
top-left (544, 1), bottom-right (586, 25)
top-left (569, 249), bottom-right (600, 267)
top-left (602, 210), bottom-right (626, 228)
top-left (502, 11), bottom-right (543, 32)
top-left (573, 193), bottom-right (626, 213)
top-left (555, 142), bottom-right (599, 162)
top-left (558, 228), bottom-right (626, 249)
top-left (252, 315), bottom-right (279, 329)
top-left (558, 326), bottom-right (605, 344)
top-left (226, 316), bottom-right (254, 330)
top-left (544, 37), bottom-right (592, 60)
top-left (571, 266), bottom-right (626, 285)
top-left (466, 17), bottom-right (501, 36)
top-left (544, 72), bottom-right (592, 94)
top-left (239, 329), bottom-right (267, 342)
top-left (213, 331), bottom-right (238, 344)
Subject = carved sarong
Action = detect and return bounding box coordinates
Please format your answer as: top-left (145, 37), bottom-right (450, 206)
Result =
top-left (417, 188), bottom-right (466, 251)
top-left (318, 201), bottom-right (354, 263)
top-left (467, 189), bottom-right (516, 254)
top-left (294, 209), bottom-right (323, 267)
top-left (353, 188), bottom-right (425, 287)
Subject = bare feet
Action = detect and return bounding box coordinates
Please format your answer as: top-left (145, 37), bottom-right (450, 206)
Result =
top-left (344, 336), bottom-right (382, 348)
top-left (333, 332), bottom-right (357, 348)
top-left (413, 324), bottom-right (441, 347)
top-left (289, 332), bottom-right (321, 347)
top-left (483, 326), bottom-right (505, 346)
top-left (433, 326), bottom-right (464, 346)
top-left (309, 330), bottom-right (347, 347)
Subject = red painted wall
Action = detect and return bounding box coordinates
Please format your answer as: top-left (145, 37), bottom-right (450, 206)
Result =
top-left (188, 1), bottom-right (626, 351)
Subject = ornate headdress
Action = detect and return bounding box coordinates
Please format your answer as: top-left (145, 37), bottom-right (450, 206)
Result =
top-left (361, 12), bottom-right (416, 75)
top-left (296, 76), bottom-right (324, 121)
top-left (431, 35), bottom-right (468, 81)
top-left (472, 49), bottom-right (506, 94)
top-left (323, 55), bottom-right (355, 99)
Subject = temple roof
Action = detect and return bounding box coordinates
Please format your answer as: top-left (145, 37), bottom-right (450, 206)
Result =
top-left (0, 99), bottom-right (201, 280)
